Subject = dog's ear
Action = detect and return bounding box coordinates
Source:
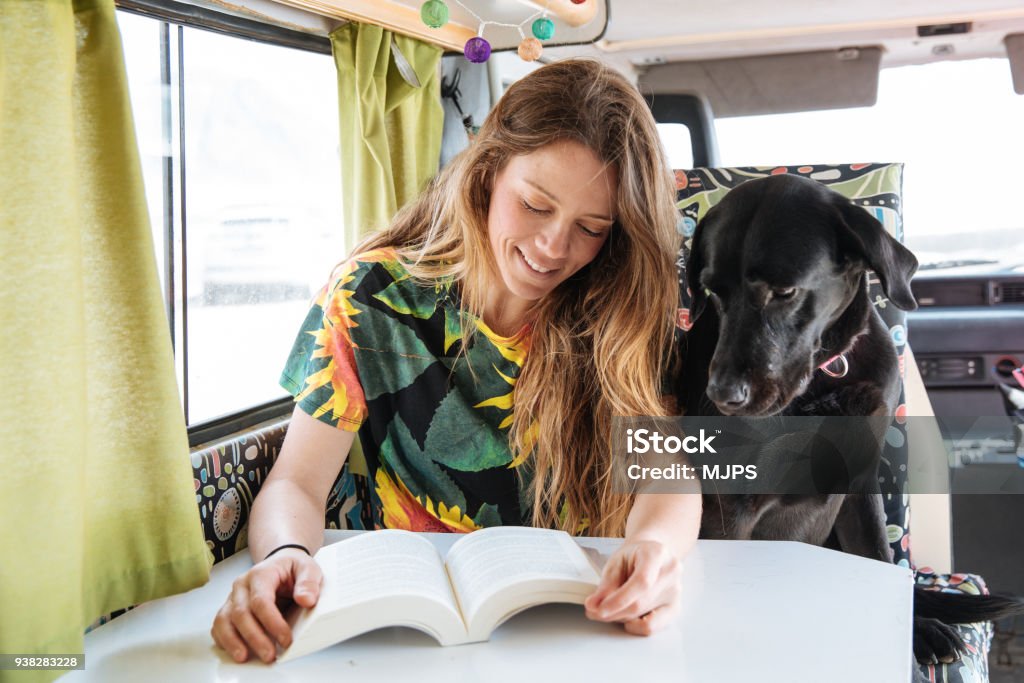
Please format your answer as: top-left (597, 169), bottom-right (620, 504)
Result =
top-left (685, 209), bottom-right (712, 322)
top-left (834, 199), bottom-right (919, 311)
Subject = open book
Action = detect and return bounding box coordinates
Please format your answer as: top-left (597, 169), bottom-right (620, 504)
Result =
top-left (277, 526), bottom-right (603, 662)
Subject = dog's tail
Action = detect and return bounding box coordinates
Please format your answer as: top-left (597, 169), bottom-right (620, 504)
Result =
top-left (914, 585), bottom-right (1024, 624)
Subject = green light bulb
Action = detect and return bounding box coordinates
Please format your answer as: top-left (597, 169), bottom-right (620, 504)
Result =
top-left (532, 17), bottom-right (554, 41)
top-left (421, 0), bottom-right (449, 29)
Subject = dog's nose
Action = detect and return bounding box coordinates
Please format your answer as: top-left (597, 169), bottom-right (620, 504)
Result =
top-left (707, 378), bottom-right (750, 410)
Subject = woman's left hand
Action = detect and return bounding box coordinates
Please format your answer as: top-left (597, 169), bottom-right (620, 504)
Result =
top-left (583, 539), bottom-right (683, 635)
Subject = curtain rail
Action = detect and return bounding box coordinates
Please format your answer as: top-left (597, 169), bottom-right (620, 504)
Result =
top-left (115, 0), bottom-right (332, 54)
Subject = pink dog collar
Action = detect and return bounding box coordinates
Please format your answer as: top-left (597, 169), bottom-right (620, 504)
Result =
top-left (819, 354), bottom-right (849, 378)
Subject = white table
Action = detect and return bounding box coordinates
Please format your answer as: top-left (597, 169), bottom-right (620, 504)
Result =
top-left (69, 530), bottom-right (913, 682)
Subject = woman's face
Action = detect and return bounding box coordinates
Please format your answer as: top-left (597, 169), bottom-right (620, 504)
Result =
top-left (486, 140), bottom-right (617, 315)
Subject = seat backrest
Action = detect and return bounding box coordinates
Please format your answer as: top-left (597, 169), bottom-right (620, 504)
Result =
top-left (190, 416), bottom-right (375, 565)
top-left (674, 163), bottom-right (913, 567)
top-left (191, 417), bottom-right (289, 564)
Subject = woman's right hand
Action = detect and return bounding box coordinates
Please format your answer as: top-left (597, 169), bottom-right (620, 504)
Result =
top-left (211, 547), bottom-right (323, 663)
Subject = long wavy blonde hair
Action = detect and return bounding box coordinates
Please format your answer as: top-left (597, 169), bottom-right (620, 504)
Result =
top-left (354, 59), bottom-right (680, 536)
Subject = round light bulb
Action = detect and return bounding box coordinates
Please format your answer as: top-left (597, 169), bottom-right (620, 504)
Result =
top-left (420, 0), bottom-right (449, 29)
top-left (465, 36), bottom-right (492, 63)
top-left (518, 37), bottom-right (543, 61)
top-left (532, 17), bottom-right (555, 41)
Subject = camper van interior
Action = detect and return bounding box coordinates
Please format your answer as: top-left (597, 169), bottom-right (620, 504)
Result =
top-left (2, 0), bottom-right (1023, 681)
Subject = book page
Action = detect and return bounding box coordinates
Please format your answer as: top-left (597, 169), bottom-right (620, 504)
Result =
top-left (280, 530), bottom-right (468, 660)
top-left (444, 527), bottom-right (600, 623)
top-left (312, 530), bottom-right (459, 611)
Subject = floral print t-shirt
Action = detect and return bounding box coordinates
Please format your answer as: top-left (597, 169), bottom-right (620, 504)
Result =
top-left (280, 248), bottom-right (532, 533)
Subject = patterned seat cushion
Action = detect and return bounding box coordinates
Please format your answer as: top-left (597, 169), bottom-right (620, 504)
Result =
top-left (191, 418), bottom-right (289, 564)
top-left (190, 417), bottom-right (372, 565)
top-left (916, 571), bottom-right (995, 683)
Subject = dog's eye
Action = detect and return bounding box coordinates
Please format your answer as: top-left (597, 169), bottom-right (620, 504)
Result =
top-left (771, 287), bottom-right (797, 300)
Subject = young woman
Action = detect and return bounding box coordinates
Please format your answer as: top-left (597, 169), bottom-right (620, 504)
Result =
top-left (211, 58), bottom-right (700, 663)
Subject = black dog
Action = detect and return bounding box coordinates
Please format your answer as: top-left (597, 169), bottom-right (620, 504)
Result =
top-left (677, 174), bottom-right (1024, 665)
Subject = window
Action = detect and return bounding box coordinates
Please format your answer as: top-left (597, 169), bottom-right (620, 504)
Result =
top-left (657, 123), bottom-right (694, 170)
top-left (713, 58), bottom-right (1024, 268)
top-left (118, 10), bottom-right (343, 426)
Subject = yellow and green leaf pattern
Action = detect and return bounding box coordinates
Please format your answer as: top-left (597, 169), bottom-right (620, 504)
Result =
top-left (280, 249), bottom-right (531, 532)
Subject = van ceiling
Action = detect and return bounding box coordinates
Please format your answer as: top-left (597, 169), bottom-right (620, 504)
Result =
top-left (174, 0), bottom-right (1024, 83)
top-left (544, 0), bottom-right (1024, 74)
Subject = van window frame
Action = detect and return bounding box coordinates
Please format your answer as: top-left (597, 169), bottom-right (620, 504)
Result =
top-left (645, 93), bottom-right (719, 168)
top-left (116, 0), bottom-right (331, 55)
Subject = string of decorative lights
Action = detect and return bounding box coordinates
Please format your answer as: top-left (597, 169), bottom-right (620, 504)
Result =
top-left (420, 0), bottom-right (586, 64)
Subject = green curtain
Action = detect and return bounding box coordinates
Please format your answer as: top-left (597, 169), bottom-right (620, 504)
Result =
top-left (331, 21), bottom-right (443, 242)
top-left (330, 22), bottom-right (443, 475)
top-left (0, 1), bottom-right (211, 678)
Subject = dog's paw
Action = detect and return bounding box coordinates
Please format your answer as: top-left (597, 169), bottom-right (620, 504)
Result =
top-left (913, 617), bottom-right (965, 665)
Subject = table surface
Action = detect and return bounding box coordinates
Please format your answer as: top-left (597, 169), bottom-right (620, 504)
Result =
top-left (71, 530), bottom-right (913, 682)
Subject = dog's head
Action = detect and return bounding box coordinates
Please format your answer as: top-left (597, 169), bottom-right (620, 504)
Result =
top-left (686, 174), bottom-right (918, 416)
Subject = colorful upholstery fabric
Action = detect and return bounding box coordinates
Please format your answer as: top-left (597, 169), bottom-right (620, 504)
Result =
top-left (188, 417), bottom-right (371, 566)
top-left (674, 163), bottom-right (911, 565)
top-left (279, 248), bottom-right (532, 533)
top-left (916, 570), bottom-right (995, 683)
top-left (192, 418), bottom-right (290, 564)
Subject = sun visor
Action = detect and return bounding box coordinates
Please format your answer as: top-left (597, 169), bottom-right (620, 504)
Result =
top-left (639, 47), bottom-right (882, 118)
top-left (1006, 34), bottom-right (1024, 95)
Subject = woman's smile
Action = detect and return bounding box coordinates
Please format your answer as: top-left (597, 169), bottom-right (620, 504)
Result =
top-left (516, 246), bottom-right (558, 276)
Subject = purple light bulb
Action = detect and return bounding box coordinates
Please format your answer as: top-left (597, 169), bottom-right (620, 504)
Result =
top-left (464, 36), bottom-right (491, 63)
